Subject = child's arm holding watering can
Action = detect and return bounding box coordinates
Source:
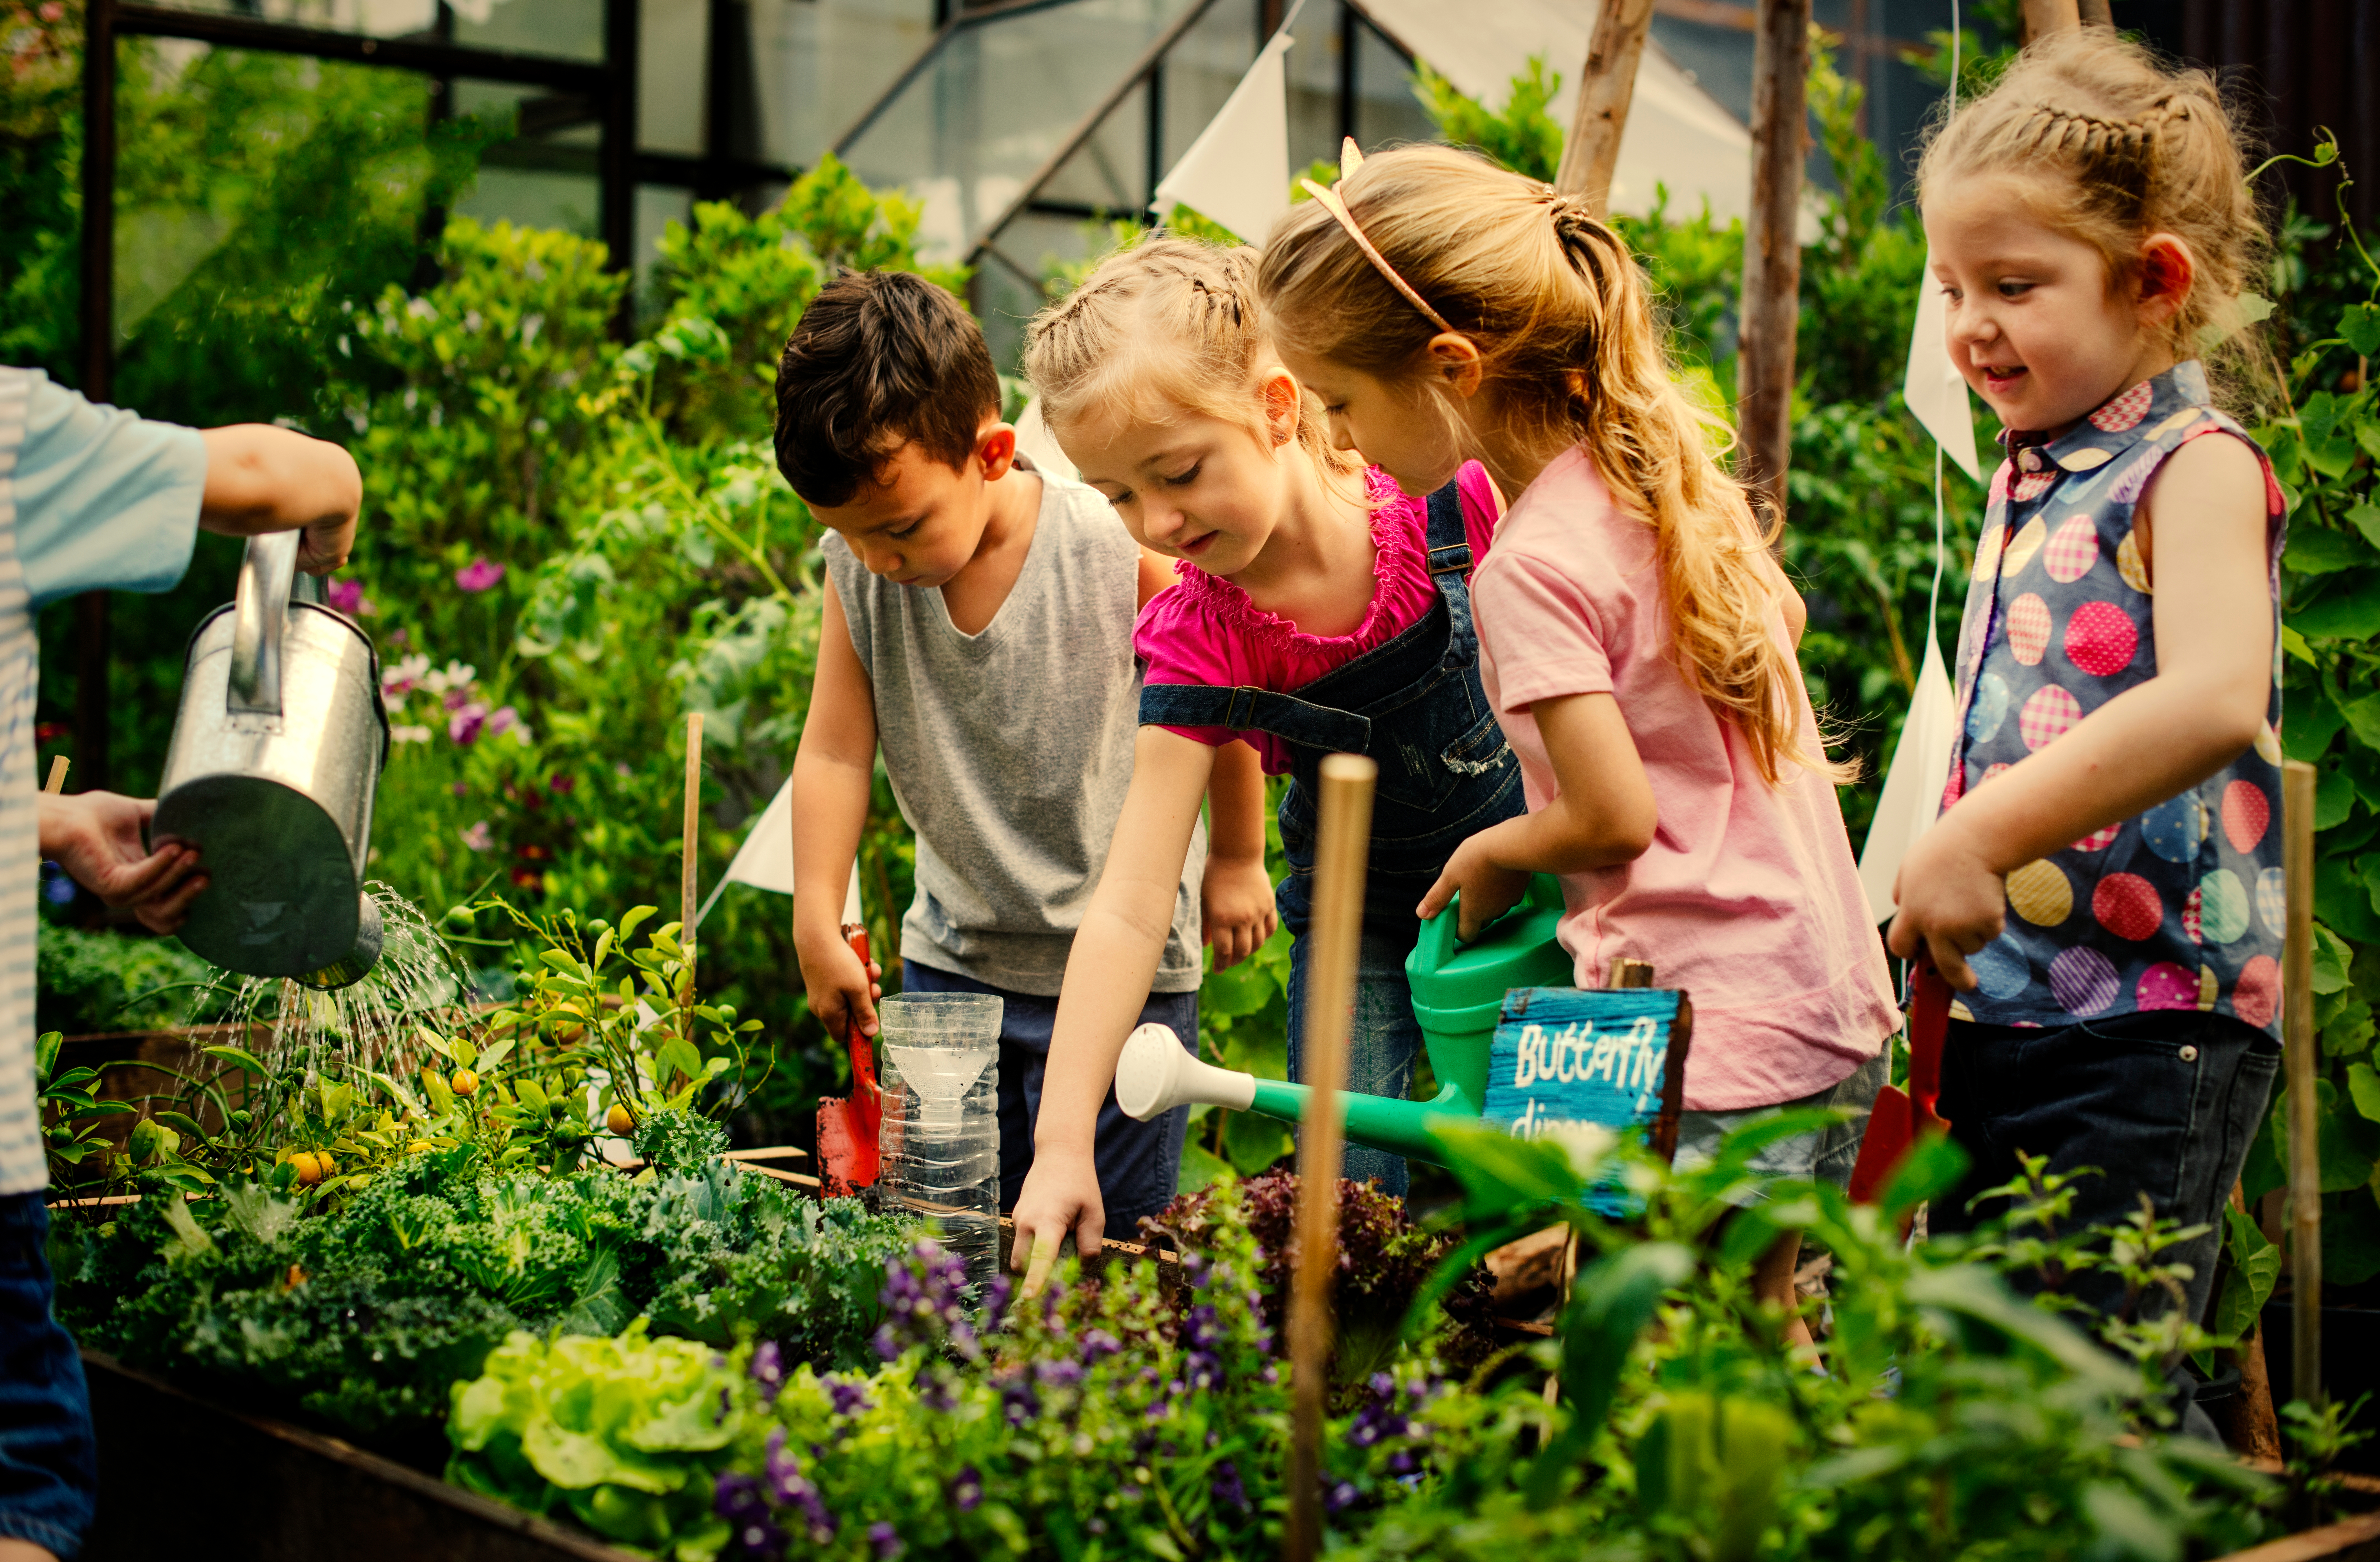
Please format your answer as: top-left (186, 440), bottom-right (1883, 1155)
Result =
top-left (1417, 692), bottom-right (1657, 941)
top-left (1013, 725), bottom-right (1219, 1261)
top-left (790, 578), bottom-right (887, 1044)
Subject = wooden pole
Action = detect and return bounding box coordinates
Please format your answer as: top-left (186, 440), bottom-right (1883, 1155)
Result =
top-left (681, 713), bottom-right (704, 1037)
top-left (2283, 758), bottom-right (2320, 1413)
top-left (1553, 0), bottom-right (1656, 216)
top-left (1284, 753), bottom-right (1376, 1562)
top-left (42, 756), bottom-right (68, 795)
top-left (1738, 0), bottom-right (1810, 527)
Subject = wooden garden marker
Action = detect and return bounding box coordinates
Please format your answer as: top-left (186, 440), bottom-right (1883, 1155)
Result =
top-left (1552, 0), bottom-right (1656, 216)
top-left (1738, 0), bottom-right (1810, 525)
top-left (1284, 753), bottom-right (1376, 1562)
top-left (2283, 758), bottom-right (2320, 1411)
top-left (42, 755), bottom-right (68, 795)
top-left (681, 713), bottom-right (703, 1039)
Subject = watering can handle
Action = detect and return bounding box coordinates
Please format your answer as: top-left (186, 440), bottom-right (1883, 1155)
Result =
top-left (227, 531), bottom-right (300, 716)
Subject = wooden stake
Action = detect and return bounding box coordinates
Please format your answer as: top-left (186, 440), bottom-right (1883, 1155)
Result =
top-left (1738, 0), bottom-right (1811, 526)
top-left (2017, 0), bottom-right (2081, 45)
top-left (42, 756), bottom-right (68, 795)
top-left (1285, 753), bottom-right (1376, 1562)
top-left (2283, 758), bottom-right (2320, 1412)
top-left (1553, 0), bottom-right (1656, 216)
top-left (681, 713), bottom-right (703, 1037)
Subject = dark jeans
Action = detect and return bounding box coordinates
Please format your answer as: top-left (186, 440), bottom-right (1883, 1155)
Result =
top-left (902, 961), bottom-right (1197, 1240)
top-left (1283, 917), bottom-right (1423, 1199)
top-left (1932, 1008), bottom-right (2280, 1327)
top-left (0, 1194), bottom-right (94, 1557)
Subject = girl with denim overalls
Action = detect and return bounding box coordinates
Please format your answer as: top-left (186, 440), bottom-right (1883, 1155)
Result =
top-left (1009, 236), bottom-right (1522, 1252)
top-left (1882, 33), bottom-right (2285, 1343)
top-left (1257, 144), bottom-right (1898, 1344)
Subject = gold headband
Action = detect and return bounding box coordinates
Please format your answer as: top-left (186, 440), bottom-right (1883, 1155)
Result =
top-left (1298, 137), bottom-right (1457, 336)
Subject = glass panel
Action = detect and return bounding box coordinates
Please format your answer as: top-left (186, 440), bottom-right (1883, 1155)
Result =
top-left (458, 165), bottom-right (600, 235)
top-left (838, 0), bottom-right (1201, 265)
top-left (452, 0), bottom-right (605, 64)
top-left (130, 0), bottom-right (436, 40)
top-left (454, 77), bottom-right (599, 233)
top-left (1156, 0), bottom-right (1258, 175)
top-left (635, 183), bottom-right (694, 287)
top-left (1036, 76), bottom-right (1148, 213)
top-left (750, 0), bottom-right (938, 171)
top-left (1353, 17), bottom-right (1433, 152)
top-left (639, 0), bottom-right (709, 154)
top-left (1283, 0), bottom-right (1344, 172)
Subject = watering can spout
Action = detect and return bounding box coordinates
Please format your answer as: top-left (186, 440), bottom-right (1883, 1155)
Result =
top-left (1115, 1024), bottom-right (1474, 1166)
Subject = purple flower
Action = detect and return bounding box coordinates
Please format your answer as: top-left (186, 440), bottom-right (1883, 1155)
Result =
top-left (748, 1341), bottom-right (784, 1403)
top-left (325, 576), bottom-right (371, 615)
top-left (1079, 1329), bottom-right (1122, 1364)
top-left (763, 1429), bottom-right (837, 1543)
top-left (1034, 1358), bottom-right (1084, 1391)
top-left (827, 1377), bottom-right (871, 1418)
top-left (949, 1467), bottom-right (983, 1513)
top-left (455, 557), bottom-right (505, 592)
top-left (868, 1521), bottom-right (903, 1559)
top-left (1325, 1480), bottom-right (1362, 1516)
top-left (1211, 1460), bottom-right (1249, 1512)
top-left (449, 702), bottom-right (489, 744)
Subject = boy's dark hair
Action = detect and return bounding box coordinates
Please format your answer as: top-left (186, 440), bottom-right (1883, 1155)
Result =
top-left (773, 271), bottom-right (1001, 507)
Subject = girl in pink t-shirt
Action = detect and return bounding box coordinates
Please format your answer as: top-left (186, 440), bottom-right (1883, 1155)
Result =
top-left (1260, 144), bottom-right (1897, 1339)
top-left (1008, 237), bottom-right (1525, 1258)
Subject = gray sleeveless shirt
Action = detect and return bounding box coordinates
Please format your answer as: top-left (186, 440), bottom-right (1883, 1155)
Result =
top-left (825, 469), bottom-right (1204, 995)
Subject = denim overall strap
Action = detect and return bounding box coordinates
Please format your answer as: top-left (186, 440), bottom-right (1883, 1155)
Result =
top-left (1136, 681), bottom-right (1371, 754)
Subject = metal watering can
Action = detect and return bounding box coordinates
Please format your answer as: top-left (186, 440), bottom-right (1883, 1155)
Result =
top-left (152, 531), bottom-right (390, 989)
top-left (1115, 875), bottom-right (1574, 1164)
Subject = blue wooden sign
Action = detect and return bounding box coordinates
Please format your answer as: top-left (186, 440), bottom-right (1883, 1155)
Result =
top-left (1480, 988), bottom-right (1692, 1155)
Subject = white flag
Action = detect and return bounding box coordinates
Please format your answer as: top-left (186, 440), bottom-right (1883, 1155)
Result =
top-left (1152, 30), bottom-right (1294, 245)
top-left (695, 776), bottom-right (861, 927)
top-left (1902, 251), bottom-right (1981, 482)
top-left (1855, 628), bottom-right (1959, 924)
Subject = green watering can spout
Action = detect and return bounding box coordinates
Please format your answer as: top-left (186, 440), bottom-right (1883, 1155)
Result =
top-left (1114, 876), bottom-right (1574, 1166)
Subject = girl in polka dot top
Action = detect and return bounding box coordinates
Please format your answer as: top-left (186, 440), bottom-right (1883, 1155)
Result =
top-left (1889, 30), bottom-right (2285, 1337)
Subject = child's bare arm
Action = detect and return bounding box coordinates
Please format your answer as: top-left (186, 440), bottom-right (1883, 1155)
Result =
top-left (1012, 728), bottom-right (1214, 1261)
top-left (197, 425), bottom-right (362, 575)
top-left (1888, 434), bottom-right (2270, 987)
top-left (1417, 692), bottom-right (1656, 939)
top-left (1202, 738), bottom-right (1274, 968)
top-left (791, 580), bottom-right (885, 1040)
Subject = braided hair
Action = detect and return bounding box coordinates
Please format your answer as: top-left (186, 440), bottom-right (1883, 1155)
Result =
top-left (1916, 29), bottom-right (2267, 398)
top-left (1023, 235), bottom-right (1360, 486)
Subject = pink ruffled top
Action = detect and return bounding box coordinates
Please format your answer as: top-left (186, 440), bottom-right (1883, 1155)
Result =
top-left (1137, 463), bottom-right (1500, 774)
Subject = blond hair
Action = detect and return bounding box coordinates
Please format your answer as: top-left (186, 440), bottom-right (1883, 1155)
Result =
top-left (1023, 234), bottom-right (1360, 487)
top-left (1257, 144), bottom-right (1827, 786)
top-left (1916, 29), bottom-right (2268, 397)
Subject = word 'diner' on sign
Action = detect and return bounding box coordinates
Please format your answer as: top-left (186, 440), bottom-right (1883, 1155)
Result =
top-left (1481, 988), bottom-right (1686, 1145)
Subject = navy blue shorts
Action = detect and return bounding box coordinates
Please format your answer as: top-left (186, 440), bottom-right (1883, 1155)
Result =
top-left (901, 961), bottom-right (1197, 1240)
top-left (0, 1193), bottom-right (95, 1556)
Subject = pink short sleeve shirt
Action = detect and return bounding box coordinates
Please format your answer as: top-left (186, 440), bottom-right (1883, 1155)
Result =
top-left (1470, 447), bottom-right (1898, 1111)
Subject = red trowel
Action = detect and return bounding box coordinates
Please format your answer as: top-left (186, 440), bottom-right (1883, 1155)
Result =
top-left (818, 923), bottom-right (884, 1196)
top-left (1847, 960), bottom-right (1952, 1205)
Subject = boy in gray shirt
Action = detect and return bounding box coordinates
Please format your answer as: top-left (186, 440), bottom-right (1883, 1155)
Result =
top-left (777, 273), bottom-right (1270, 1236)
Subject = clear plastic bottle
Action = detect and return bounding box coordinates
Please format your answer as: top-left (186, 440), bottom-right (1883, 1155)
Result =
top-left (876, 992), bottom-right (1002, 1299)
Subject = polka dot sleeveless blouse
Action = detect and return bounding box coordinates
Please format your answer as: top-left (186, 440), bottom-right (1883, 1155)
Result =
top-left (1944, 360), bottom-right (2288, 1037)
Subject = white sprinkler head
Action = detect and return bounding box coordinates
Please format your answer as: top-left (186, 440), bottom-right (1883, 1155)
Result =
top-left (1114, 1023), bottom-right (1256, 1121)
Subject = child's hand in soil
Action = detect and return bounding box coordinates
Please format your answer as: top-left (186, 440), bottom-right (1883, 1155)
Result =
top-left (796, 924), bottom-right (882, 1042)
top-left (1011, 1147), bottom-right (1106, 1264)
top-left (1886, 822), bottom-right (2007, 992)
top-left (1201, 851), bottom-right (1277, 969)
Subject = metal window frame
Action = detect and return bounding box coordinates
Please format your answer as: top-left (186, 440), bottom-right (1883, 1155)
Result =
top-left (828, 0), bottom-right (1419, 285)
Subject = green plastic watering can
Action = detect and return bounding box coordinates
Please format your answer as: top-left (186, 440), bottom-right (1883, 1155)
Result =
top-left (1113, 875), bottom-right (1574, 1165)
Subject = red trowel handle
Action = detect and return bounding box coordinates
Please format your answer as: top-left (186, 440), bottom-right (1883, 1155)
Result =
top-left (843, 924), bottom-right (882, 1140)
top-left (1847, 960), bottom-right (1954, 1204)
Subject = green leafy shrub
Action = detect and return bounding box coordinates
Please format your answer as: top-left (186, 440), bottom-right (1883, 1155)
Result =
top-left (34, 924), bottom-right (215, 1035)
top-left (54, 1156), bottom-right (913, 1445)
